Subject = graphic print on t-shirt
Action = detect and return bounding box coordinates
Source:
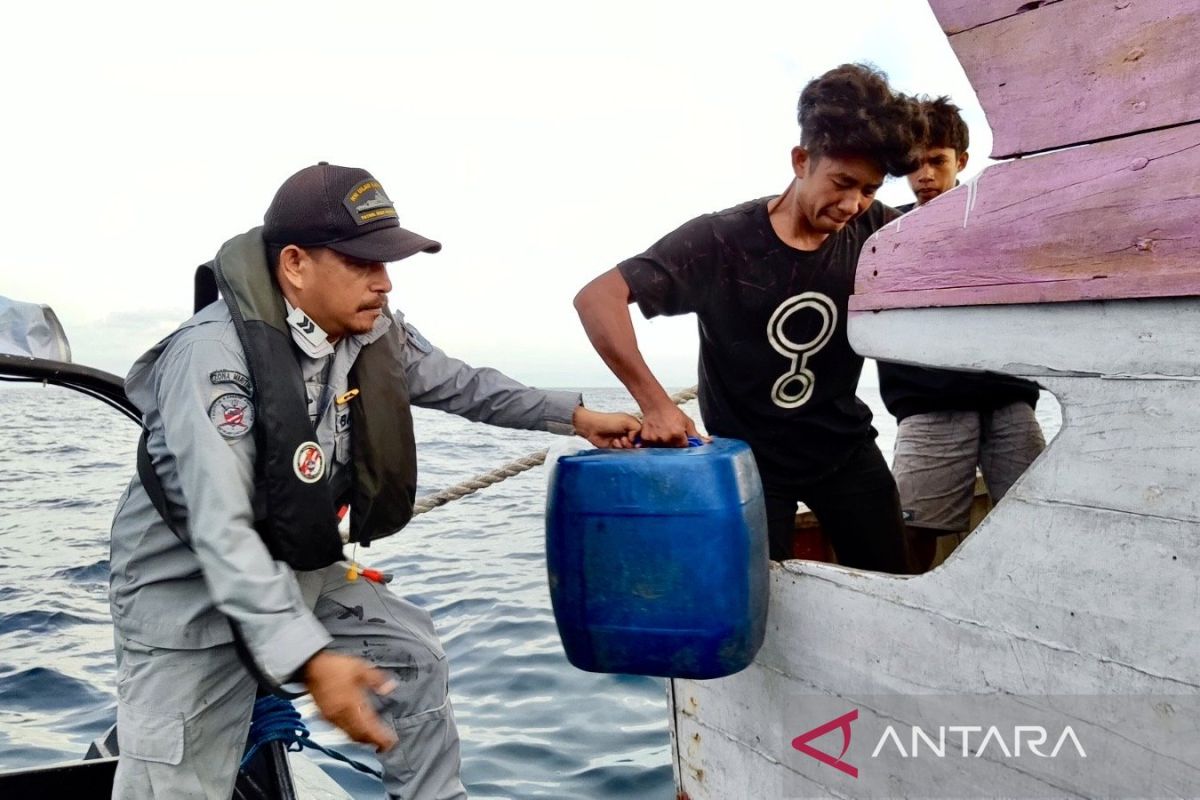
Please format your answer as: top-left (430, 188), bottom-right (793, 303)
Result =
top-left (616, 197), bottom-right (893, 480)
top-left (767, 291), bottom-right (837, 409)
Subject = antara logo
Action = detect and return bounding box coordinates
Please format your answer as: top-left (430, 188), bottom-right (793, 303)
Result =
top-left (792, 710), bottom-right (859, 778)
top-left (792, 709), bottom-right (1087, 778)
top-left (871, 725), bottom-right (1087, 759)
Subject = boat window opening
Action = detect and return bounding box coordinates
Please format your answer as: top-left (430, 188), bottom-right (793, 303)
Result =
top-left (788, 387), bottom-right (1062, 573)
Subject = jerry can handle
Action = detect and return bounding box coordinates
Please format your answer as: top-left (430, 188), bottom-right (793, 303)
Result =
top-left (632, 434), bottom-right (705, 448)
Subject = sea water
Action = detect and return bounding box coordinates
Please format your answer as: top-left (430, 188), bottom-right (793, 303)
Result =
top-left (0, 378), bottom-right (1061, 798)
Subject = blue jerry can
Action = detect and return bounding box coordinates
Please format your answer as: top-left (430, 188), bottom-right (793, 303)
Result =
top-left (545, 437), bottom-right (769, 679)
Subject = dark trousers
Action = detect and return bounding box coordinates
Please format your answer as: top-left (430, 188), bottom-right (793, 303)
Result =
top-left (761, 441), bottom-right (910, 573)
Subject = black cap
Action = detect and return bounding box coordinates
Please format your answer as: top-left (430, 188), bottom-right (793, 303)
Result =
top-left (263, 163), bottom-right (441, 262)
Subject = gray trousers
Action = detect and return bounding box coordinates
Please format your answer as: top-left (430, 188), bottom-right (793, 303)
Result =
top-left (112, 565), bottom-right (467, 800)
top-left (893, 401), bottom-right (1046, 533)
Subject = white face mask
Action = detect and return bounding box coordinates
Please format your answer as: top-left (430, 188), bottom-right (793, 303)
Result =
top-left (284, 300), bottom-right (336, 358)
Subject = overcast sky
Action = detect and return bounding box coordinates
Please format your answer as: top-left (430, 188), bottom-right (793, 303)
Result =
top-left (1, 0), bottom-right (987, 387)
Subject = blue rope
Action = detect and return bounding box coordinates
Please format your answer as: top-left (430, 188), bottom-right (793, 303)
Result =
top-left (241, 694), bottom-right (384, 779)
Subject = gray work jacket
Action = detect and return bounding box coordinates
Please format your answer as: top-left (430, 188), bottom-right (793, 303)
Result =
top-left (109, 300), bottom-right (580, 684)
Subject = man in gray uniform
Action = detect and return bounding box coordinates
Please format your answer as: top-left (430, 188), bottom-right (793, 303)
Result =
top-left (108, 162), bottom-right (640, 799)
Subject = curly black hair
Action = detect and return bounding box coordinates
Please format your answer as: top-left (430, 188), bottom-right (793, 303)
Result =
top-left (919, 95), bottom-right (970, 153)
top-left (797, 63), bottom-right (926, 177)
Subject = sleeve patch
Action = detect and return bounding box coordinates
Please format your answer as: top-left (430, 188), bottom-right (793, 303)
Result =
top-left (403, 322), bottom-right (433, 354)
top-left (209, 369), bottom-right (253, 394)
top-left (208, 393), bottom-right (255, 440)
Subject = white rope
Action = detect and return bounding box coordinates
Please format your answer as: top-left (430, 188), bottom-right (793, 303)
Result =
top-left (411, 385), bottom-right (699, 517)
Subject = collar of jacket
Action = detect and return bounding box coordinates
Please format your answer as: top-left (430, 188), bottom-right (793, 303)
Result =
top-left (198, 227), bottom-right (417, 570)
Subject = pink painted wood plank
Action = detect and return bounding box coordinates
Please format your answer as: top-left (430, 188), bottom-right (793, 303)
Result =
top-left (944, 0), bottom-right (1200, 158)
top-left (850, 122), bottom-right (1200, 312)
top-left (851, 274), bottom-right (1200, 313)
top-left (928, 0), bottom-right (1067, 35)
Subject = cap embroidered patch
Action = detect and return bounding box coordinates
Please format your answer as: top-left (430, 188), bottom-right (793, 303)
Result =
top-left (209, 370), bottom-right (253, 394)
top-left (293, 441), bottom-right (326, 483)
top-left (343, 180), bottom-right (398, 226)
top-left (209, 393), bottom-right (255, 439)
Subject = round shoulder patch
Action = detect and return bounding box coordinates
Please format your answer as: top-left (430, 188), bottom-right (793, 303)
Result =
top-left (208, 393), bottom-right (255, 440)
top-left (293, 441), bottom-right (326, 483)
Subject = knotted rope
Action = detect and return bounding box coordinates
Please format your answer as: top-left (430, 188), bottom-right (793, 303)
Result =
top-left (241, 694), bottom-right (383, 778)
top-left (411, 385), bottom-right (698, 516)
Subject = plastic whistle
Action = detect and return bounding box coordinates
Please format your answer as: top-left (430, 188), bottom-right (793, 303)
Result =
top-left (360, 567), bottom-right (393, 584)
top-left (344, 561), bottom-right (393, 584)
top-left (335, 388), bottom-right (360, 405)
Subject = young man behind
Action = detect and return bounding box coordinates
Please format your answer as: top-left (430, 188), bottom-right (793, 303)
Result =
top-left (575, 64), bottom-right (923, 571)
top-left (877, 97), bottom-right (1046, 570)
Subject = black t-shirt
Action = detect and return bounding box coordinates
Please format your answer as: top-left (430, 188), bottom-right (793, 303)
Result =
top-left (876, 362), bottom-right (1040, 422)
top-left (876, 203), bottom-right (1041, 422)
top-left (618, 197), bottom-right (896, 482)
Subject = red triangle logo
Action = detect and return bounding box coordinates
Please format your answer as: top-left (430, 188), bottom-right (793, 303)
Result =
top-left (791, 709), bottom-right (858, 778)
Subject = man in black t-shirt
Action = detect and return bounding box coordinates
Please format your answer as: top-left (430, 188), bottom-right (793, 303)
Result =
top-left (877, 97), bottom-right (1045, 571)
top-left (574, 64), bottom-right (924, 571)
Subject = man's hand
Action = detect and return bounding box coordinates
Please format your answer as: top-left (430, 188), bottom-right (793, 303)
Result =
top-left (302, 650), bottom-right (399, 752)
top-left (637, 404), bottom-right (703, 447)
top-left (572, 406), bottom-right (641, 448)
